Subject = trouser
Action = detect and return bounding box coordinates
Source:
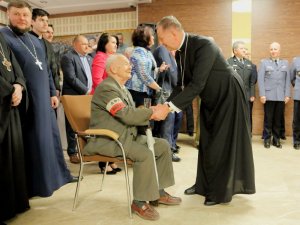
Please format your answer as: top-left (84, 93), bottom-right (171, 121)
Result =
top-left (160, 112), bottom-right (175, 148)
top-left (65, 115), bottom-right (76, 156)
top-left (172, 111), bottom-right (183, 147)
top-left (293, 100), bottom-right (300, 144)
top-left (249, 101), bottom-right (253, 132)
top-left (126, 135), bottom-right (175, 201)
top-left (264, 101), bottom-right (284, 141)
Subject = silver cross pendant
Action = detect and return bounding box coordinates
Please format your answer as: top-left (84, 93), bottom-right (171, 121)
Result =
top-left (35, 59), bottom-right (43, 70)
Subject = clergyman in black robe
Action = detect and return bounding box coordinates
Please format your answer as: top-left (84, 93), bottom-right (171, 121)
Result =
top-left (1, 1), bottom-right (73, 198)
top-left (0, 32), bottom-right (30, 222)
top-left (156, 16), bottom-right (255, 205)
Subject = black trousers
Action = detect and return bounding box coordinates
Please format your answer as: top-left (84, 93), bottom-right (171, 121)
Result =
top-left (293, 100), bottom-right (300, 144)
top-left (249, 101), bottom-right (253, 132)
top-left (264, 101), bottom-right (284, 141)
top-left (65, 115), bottom-right (77, 156)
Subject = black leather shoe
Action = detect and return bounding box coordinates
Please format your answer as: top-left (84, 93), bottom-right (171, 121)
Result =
top-left (70, 176), bottom-right (79, 183)
top-left (184, 185), bottom-right (196, 195)
top-left (272, 140), bottom-right (282, 148)
top-left (175, 144), bottom-right (181, 150)
top-left (171, 147), bottom-right (179, 154)
top-left (172, 153), bottom-right (181, 162)
top-left (204, 198), bottom-right (219, 206)
top-left (294, 144), bottom-right (300, 150)
top-left (264, 141), bottom-right (270, 148)
top-left (281, 136), bottom-right (286, 140)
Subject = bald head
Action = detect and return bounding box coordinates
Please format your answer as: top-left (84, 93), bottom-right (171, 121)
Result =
top-left (73, 35), bottom-right (89, 55)
top-left (269, 42), bottom-right (281, 59)
top-left (106, 54), bottom-right (132, 85)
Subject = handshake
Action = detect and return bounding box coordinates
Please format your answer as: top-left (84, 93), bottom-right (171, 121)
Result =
top-left (149, 103), bottom-right (171, 121)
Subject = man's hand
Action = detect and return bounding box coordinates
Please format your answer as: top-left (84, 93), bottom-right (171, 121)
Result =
top-left (11, 84), bottom-right (23, 107)
top-left (51, 96), bottom-right (59, 109)
top-left (260, 96), bottom-right (266, 104)
top-left (250, 96), bottom-right (255, 102)
top-left (150, 104), bottom-right (170, 121)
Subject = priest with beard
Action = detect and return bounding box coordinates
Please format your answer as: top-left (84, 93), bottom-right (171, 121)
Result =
top-left (0, 32), bottom-right (30, 223)
top-left (155, 16), bottom-right (255, 206)
top-left (1, 0), bottom-right (74, 198)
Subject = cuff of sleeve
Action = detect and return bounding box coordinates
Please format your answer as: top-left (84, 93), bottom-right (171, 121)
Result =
top-left (167, 101), bottom-right (181, 113)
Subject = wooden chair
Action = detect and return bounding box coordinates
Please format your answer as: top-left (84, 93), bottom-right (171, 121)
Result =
top-left (61, 95), bottom-right (132, 218)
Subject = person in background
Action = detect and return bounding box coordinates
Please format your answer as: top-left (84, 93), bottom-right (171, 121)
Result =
top-left (91, 33), bottom-right (117, 94)
top-left (30, 8), bottom-right (60, 98)
top-left (1, 0), bottom-right (75, 198)
top-left (155, 15), bottom-right (255, 205)
top-left (258, 42), bottom-right (290, 149)
top-left (289, 56), bottom-right (300, 150)
top-left (88, 36), bottom-right (97, 58)
top-left (90, 32), bottom-right (120, 174)
top-left (153, 45), bottom-right (181, 162)
top-left (124, 46), bottom-right (134, 59)
top-left (227, 41), bottom-right (257, 132)
top-left (0, 32), bottom-right (29, 223)
top-left (84, 54), bottom-right (181, 221)
top-left (126, 25), bottom-right (168, 107)
top-left (116, 32), bottom-right (128, 54)
top-left (43, 24), bottom-right (54, 42)
top-left (61, 35), bottom-right (93, 164)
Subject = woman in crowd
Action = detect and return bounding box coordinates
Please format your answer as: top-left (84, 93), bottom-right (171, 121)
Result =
top-left (126, 25), bottom-right (168, 107)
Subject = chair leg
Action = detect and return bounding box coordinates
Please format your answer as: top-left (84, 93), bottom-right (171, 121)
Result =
top-left (100, 161), bottom-right (108, 191)
top-left (73, 162), bottom-right (84, 210)
top-left (123, 159), bottom-right (132, 218)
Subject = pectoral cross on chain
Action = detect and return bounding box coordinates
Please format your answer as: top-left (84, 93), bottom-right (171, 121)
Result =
top-left (35, 59), bottom-right (43, 70)
top-left (2, 58), bottom-right (12, 71)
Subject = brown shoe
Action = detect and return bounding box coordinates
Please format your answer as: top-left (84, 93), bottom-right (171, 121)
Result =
top-left (131, 202), bottom-right (159, 220)
top-left (69, 154), bottom-right (80, 164)
top-left (157, 192), bottom-right (182, 205)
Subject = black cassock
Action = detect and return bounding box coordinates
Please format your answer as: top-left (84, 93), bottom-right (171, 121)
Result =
top-left (171, 34), bottom-right (255, 203)
top-left (1, 27), bottom-right (72, 198)
top-left (0, 33), bottom-right (29, 221)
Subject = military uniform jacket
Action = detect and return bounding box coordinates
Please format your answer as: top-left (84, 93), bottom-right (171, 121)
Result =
top-left (290, 57), bottom-right (300, 100)
top-left (258, 58), bottom-right (290, 101)
top-left (227, 56), bottom-right (256, 100)
top-left (84, 76), bottom-right (153, 156)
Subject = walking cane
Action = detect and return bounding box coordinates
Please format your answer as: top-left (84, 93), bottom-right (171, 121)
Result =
top-left (145, 128), bottom-right (159, 187)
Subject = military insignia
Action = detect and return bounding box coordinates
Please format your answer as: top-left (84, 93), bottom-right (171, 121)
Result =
top-left (106, 97), bottom-right (126, 116)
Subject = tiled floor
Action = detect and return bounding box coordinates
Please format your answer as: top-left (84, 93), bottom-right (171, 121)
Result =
top-left (6, 135), bottom-right (300, 225)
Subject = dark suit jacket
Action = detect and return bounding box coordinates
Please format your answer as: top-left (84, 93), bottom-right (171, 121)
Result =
top-left (61, 49), bottom-right (92, 95)
top-left (44, 40), bottom-right (61, 91)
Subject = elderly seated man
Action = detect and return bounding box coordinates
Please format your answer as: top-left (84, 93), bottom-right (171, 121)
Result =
top-left (84, 54), bottom-right (181, 221)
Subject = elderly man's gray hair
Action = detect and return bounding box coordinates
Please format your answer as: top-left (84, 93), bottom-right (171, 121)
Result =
top-left (157, 15), bottom-right (183, 31)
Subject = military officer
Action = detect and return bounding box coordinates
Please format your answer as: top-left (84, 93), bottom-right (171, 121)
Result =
top-left (227, 41), bottom-right (257, 131)
top-left (258, 42), bottom-right (290, 149)
top-left (290, 57), bottom-right (300, 150)
top-left (84, 54), bottom-right (181, 221)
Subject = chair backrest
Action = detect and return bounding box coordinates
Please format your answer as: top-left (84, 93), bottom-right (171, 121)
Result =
top-left (61, 95), bottom-right (93, 133)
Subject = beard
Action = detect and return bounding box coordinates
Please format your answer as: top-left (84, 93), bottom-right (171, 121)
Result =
top-left (9, 23), bottom-right (30, 35)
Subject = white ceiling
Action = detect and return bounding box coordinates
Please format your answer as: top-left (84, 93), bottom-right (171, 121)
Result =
top-left (0, 0), bottom-right (152, 14)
